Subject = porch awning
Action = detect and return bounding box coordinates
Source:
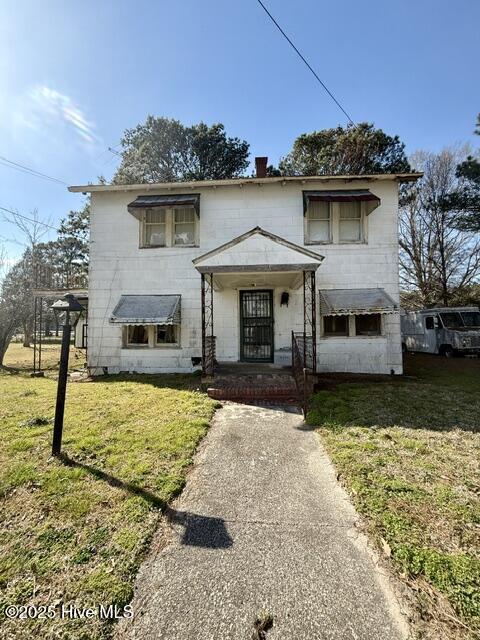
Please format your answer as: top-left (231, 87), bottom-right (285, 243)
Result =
top-left (303, 190), bottom-right (380, 215)
top-left (110, 295), bottom-right (181, 324)
top-left (127, 194), bottom-right (200, 219)
top-left (319, 288), bottom-right (397, 316)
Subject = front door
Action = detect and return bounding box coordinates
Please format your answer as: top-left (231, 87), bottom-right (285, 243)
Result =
top-left (240, 290), bottom-right (274, 362)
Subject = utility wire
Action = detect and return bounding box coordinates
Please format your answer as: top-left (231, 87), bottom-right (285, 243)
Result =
top-left (255, 0), bottom-right (354, 124)
top-left (0, 155), bottom-right (68, 185)
top-left (0, 159), bottom-right (66, 186)
top-left (0, 205), bottom-right (58, 231)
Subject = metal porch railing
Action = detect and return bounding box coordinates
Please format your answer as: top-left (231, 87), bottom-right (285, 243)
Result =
top-left (292, 331), bottom-right (316, 417)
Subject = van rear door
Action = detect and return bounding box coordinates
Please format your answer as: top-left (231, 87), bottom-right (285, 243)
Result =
top-left (424, 315), bottom-right (438, 353)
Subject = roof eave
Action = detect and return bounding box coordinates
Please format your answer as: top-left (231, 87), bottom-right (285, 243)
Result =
top-left (68, 173), bottom-right (423, 194)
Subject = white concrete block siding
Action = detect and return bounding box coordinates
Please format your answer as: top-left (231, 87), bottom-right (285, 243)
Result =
top-left (86, 178), bottom-right (403, 375)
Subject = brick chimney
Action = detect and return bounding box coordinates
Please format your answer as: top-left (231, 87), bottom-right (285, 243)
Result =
top-left (255, 156), bottom-right (268, 178)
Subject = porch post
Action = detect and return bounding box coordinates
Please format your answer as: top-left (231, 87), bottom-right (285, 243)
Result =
top-left (303, 271), bottom-right (307, 366)
top-left (201, 273), bottom-right (206, 373)
top-left (311, 270), bottom-right (317, 374)
top-left (200, 272), bottom-right (214, 376)
top-left (302, 269), bottom-right (317, 374)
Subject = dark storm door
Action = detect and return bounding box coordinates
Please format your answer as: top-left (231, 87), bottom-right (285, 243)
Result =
top-left (240, 290), bottom-right (274, 362)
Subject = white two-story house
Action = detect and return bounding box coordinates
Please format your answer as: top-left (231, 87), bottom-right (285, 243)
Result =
top-left (69, 158), bottom-right (420, 377)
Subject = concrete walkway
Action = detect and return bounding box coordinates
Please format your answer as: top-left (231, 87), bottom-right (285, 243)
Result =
top-left (117, 403), bottom-right (408, 640)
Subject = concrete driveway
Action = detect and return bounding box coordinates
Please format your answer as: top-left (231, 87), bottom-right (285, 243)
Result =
top-left (117, 402), bottom-right (408, 640)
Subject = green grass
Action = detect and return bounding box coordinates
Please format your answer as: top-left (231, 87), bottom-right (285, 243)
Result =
top-left (0, 343), bottom-right (218, 639)
top-left (3, 340), bottom-right (85, 372)
top-left (308, 353), bottom-right (480, 640)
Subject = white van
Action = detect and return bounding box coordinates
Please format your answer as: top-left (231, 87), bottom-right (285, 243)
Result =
top-left (401, 307), bottom-right (480, 357)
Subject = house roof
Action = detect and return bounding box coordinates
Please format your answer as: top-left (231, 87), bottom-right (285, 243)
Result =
top-left (193, 226), bottom-right (324, 274)
top-left (68, 172), bottom-right (422, 194)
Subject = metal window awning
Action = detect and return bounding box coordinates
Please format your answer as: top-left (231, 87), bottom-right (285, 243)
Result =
top-left (110, 295), bottom-right (181, 324)
top-left (303, 190), bottom-right (381, 215)
top-left (127, 194), bottom-right (200, 219)
top-left (319, 288), bottom-right (397, 316)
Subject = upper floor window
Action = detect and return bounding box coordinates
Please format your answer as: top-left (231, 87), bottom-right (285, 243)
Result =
top-left (306, 200), bottom-right (365, 245)
top-left (303, 190), bottom-right (380, 245)
top-left (307, 201), bottom-right (331, 243)
top-left (339, 202), bottom-right (362, 242)
top-left (174, 208), bottom-right (196, 246)
top-left (144, 209), bottom-right (166, 247)
top-left (141, 207), bottom-right (198, 248)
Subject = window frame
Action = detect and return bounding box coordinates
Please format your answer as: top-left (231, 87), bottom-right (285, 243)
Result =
top-left (304, 201), bottom-right (332, 245)
top-left (338, 201), bottom-right (364, 244)
top-left (142, 208), bottom-right (167, 248)
top-left (125, 324), bottom-right (151, 347)
top-left (322, 314), bottom-right (349, 337)
top-left (321, 313), bottom-right (384, 338)
top-left (123, 324), bottom-right (181, 349)
top-left (173, 208), bottom-right (197, 247)
top-left (305, 200), bottom-right (367, 245)
top-left (155, 324), bottom-right (180, 347)
top-left (140, 207), bottom-right (198, 249)
top-left (354, 313), bottom-right (382, 336)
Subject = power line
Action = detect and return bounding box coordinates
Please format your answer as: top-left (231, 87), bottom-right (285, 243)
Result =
top-left (0, 155), bottom-right (68, 186)
top-left (0, 159), bottom-right (65, 186)
top-left (0, 205), bottom-right (58, 231)
top-left (255, 0), bottom-right (354, 124)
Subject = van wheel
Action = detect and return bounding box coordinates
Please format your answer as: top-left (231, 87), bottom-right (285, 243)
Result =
top-left (439, 345), bottom-right (454, 358)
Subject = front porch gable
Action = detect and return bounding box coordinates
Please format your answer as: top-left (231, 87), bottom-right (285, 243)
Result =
top-left (193, 227), bottom-right (323, 382)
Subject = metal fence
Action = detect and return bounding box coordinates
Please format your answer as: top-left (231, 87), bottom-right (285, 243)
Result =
top-left (34, 263), bottom-right (88, 291)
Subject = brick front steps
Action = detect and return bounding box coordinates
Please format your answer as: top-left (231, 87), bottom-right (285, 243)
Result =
top-left (206, 372), bottom-right (299, 405)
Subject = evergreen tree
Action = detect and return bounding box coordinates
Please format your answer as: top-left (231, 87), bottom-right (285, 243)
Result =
top-left (279, 123), bottom-right (410, 176)
top-left (113, 117), bottom-right (250, 184)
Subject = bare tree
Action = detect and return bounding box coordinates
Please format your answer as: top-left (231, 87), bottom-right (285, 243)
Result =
top-left (400, 148), bottom-right (480, 307)
top-left (0, 244), bottom-right (7, 282)
top-left (1, 209), bottom-right (51, 345)
top-left (0, 257), bottom-right (23, 367)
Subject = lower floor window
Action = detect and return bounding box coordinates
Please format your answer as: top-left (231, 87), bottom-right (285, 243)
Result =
top-left (355, 314), bottom-right (381, 336)
top-left (156, 324), bottom-right (178, 344)
top-left (124, 324), bottom-right (179, 347)
top-left (323, 315), bottom-right (349, 336)
top-left (127, 325), bottom-right (149, 345)
top-left (322, 313), bottom-right (383, 337)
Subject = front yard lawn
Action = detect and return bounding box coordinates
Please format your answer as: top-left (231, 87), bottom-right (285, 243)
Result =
top-left (3, 340), bottom-right (84, 372)
top-left (308, 354), bottom-right (480, 640)
top-left (0, 345), bottom-right (218, 639)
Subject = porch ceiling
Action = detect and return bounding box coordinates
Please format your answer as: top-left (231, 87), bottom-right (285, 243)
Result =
top-left (211, 270), bottom-right (303, 290)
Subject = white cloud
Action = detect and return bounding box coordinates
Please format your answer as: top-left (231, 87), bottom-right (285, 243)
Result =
top-left (14, 85), bottom-right (102, 151)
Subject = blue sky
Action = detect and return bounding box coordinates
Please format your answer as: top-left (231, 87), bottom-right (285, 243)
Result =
top-left (0, 0), bottom-right (479, 260)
